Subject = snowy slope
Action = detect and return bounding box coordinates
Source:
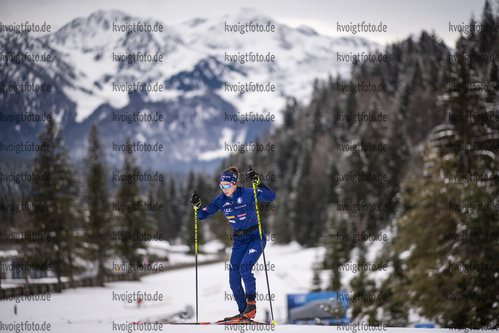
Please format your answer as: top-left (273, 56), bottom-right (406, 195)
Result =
top-left (0, 242), bottom-right (316, 324)
top-left (0, 242), bottom-right (492, 333)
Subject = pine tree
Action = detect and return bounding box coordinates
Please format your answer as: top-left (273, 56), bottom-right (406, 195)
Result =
top-left (114, 138), bottom-right (155, 266)
top-left (348, 247), bottom-right (378, 325)
top-left (393, 45), bottom-right (499, 328)
top-left (150, 177), bottom-right (175, 242)
top-left (486, 60), bottom-right (498, 104)
top-left (478, 0), bottom-right (496, 54)
top-left (29, 113), bottom-right (80, 292)
top-left (310, 253), bottom-right (323, 292)
top-left (11, 199), bottom-right (38, 290)
top-left (168, 176), bottom-right (183, 242)
top-left (82, 123), bottom-right (113, 286)
top-left (322, 206), bottom-right (350, 291)
top-left (273, 194), bottom-right (293, 244)
top-left (289, 149), bottom-right (314, 245)
top-left (383, 107), bottom-right (410, 218)
top-left (337, 99), bottom-right (389, 235)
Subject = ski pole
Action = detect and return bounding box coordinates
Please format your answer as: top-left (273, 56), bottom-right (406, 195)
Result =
top-left (194, 201), bottom-right (199, 323)
top-left (249, 165), bottom-right (275, 325)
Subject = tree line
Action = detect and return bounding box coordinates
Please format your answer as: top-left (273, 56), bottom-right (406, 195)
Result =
top-left (0, 118), bottom-right (197, 291)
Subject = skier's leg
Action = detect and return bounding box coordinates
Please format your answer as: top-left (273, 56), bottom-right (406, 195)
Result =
top-left (228, 240), bottom-right (247, 313)
top-left (239, 235), bottom-right (266, 318)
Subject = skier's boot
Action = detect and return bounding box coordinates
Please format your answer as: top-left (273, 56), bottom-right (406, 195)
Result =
top-left (241, 300), bottom-right (256, 320)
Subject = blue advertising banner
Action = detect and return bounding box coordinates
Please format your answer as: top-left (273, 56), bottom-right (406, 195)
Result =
top-left (287, 291), bottom-right (351, 325)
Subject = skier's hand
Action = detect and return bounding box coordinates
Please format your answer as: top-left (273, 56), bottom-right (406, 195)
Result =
top-left (191, 191), bottom-right (201, 209)
top-left (247, 166), bottom-right (261, 186)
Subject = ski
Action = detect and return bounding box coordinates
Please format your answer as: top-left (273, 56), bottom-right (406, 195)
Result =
top-left (133, 321), bottom-right (212, 325)
top-left (133, 319), bottom-right (273, 325)
top-left (218, 319), bottom-right (273, 325)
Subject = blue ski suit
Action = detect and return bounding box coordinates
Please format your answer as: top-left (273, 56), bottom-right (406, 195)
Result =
top-left (197, 183), bottom-right (276, 312)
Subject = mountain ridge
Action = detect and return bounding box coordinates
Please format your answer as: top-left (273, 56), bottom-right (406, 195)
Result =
top-left (0, 8), bottom-right (380, 171)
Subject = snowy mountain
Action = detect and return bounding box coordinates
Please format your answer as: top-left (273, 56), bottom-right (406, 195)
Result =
top-left (0, 9), bottom-right (379, 171)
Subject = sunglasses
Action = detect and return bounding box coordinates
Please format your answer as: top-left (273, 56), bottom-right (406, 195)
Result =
top-left (220, 184), bottom-right (232, 190)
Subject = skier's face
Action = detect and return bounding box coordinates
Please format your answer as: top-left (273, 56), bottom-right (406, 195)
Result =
top-left (220, 181), bottom-right (236, 196)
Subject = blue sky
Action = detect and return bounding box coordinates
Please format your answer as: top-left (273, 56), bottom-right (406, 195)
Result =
top-left (0, 0), bottom-right (490, 47)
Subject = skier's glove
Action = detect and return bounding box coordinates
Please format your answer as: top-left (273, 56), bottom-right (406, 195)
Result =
top-left (247, 167), bottom-right (261, 186)
top-left (191, 191), bottom-right (201, 209)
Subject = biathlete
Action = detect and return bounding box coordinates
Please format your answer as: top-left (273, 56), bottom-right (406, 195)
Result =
top-left (190, 166), bottom-right (276, 320)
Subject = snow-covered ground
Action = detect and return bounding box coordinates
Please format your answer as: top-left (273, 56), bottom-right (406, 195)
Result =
top-left (0, 242), bottom-right (493, 332)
